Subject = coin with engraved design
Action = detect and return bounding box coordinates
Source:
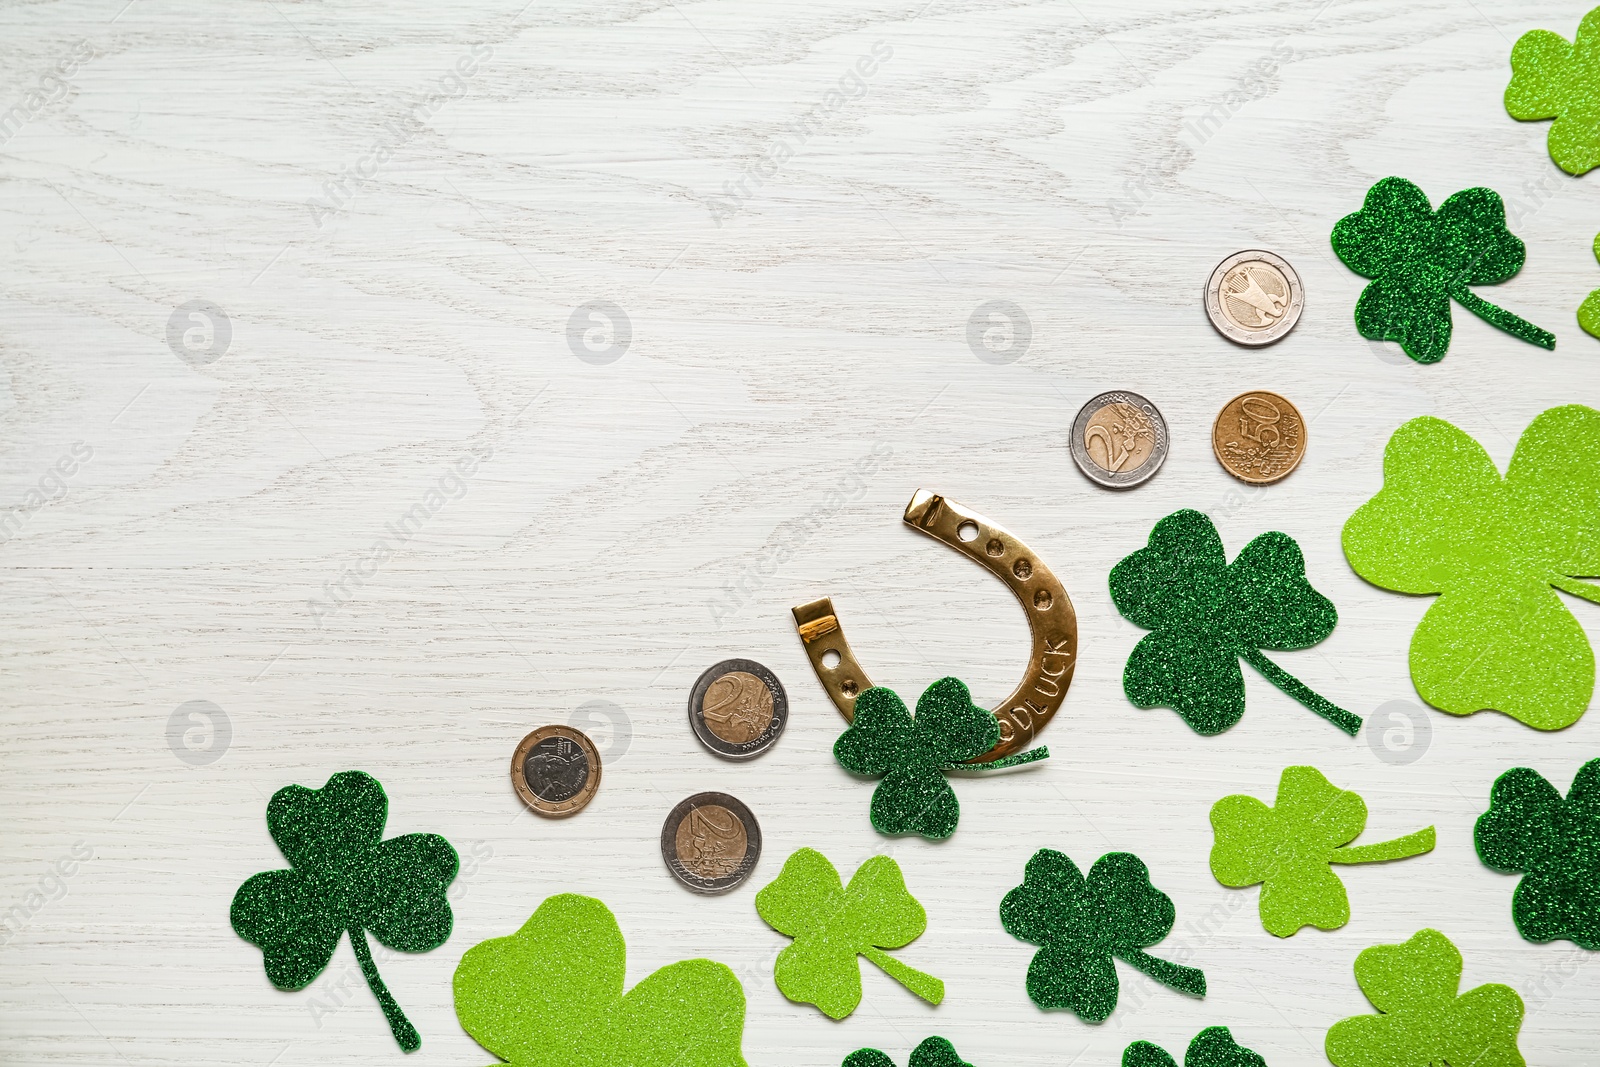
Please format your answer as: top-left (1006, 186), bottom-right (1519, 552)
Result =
top-left (688, 659), bottom-right (788, 760)
top-left (1205, 250), bottom-right (1304, 346)
top-left (1070, 390), bottom-right (1169, 490)
top-left (511, 724), bottom-right (601, 817)
top-left (660, 792), bottom-right (762, 894)
top-left (1212, 390), bottom-right (1307, 485)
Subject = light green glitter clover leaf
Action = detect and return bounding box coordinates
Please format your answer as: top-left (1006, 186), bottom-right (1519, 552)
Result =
top-left (230, 770), bottom-right (458, 1053)
top-left (1342, 405), bottom-right (1600, 730)
top-left (1325, 929), bottom-right (1526, 1067)
top-left (452, 893), bottom-right (748, 1067)
top-left (1506, 6), bottom-right (1600, 175)
top-left (834, 677), bottom-right (1048, 840)
top-left (844, 1036), bottom-right (975, 1067)
top-left (1331, 177), bottom-right (1554, 363)
top-left (1580, 232), bottom-right (1600, 339)
top-left (1210, 766), bottom-right (1435, 937)
top-left (1123, 1026), bottom-right (1268, 1067)
top-left (754, 847), bottom-right (943, 1019)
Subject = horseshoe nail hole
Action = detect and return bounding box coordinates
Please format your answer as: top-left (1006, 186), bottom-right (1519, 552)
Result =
top-left (985, 537), bottom-right (1004, 557)
top-left (821, 649), bottom-right (842, 670)
top-left (1013, 558), bottom-right (1033, 580)
top-left (841, 678), bottom-right (859, 697)
top-left (957, 521), bottom-right (979, 542)
top-left (1033, 589), bottom-right (1053, 610)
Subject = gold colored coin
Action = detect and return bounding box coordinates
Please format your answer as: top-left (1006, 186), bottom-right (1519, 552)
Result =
top-left (1211, 391), bottom-right (1307, 485)
top-left (1204, 250), bottom-right (1304, 347)
top-left (511, 724), bottom-right (601, 817)
top-left (700, 672), bottom-right (774, 744)
top-left (1082, 401), bottom-right (1158, 475)
top-left (672, 804), bottom-right (749, 879)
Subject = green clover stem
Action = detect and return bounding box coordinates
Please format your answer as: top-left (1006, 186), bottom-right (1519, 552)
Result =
top-left (949, 746), bottom-right (1050, 772)
top-left (1238, 648), bottom-right (1362, 735)
top-left (1449, 285), bottom-right (1557, 350)
top-left (1119, 948), bottom-right (1207, 998)
top-left (859, 946), bottom-right (945, 1006)
top-left (1328, 825), bottom-right (1437, 866)
top-left (1550, 575), bottom-right (1600, 606)
top-left (350, 927), bottom-right (421, 1053)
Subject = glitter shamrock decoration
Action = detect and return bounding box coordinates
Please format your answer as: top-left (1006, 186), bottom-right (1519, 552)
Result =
top-left (1343, 405), bottom-right (1600, 730)
top-left (231, 770), bottom-right (458, 1052)
top-left (1506, 6), bottom-right (1600, 175)
top-left (1123, 1026), bottom-right (1268, 1067)
top-left (1474, 757), bottom-right (1600, 949)
top-left (844, 1037), bottom-right (974, 1067)
top-left (1580, 232), bottom-right (1600, 339)
top-left (1330, 176), bottom-right (1555, 363)
top-left (1325, 929), bottom-right (1526, 1067)
top-left (1210, 766), bottom-right (1436, 937)
top-left (452, 893), bottom-right (748, 1067)
top-left (1110, 508), bottom-right (1359, 737)
top-left (754, 847), bottom-right (943, 1019)
top-left (1000, 848), bottom-right (1205, 1022)
top-left (833, 676), bottom-right (1048, 840)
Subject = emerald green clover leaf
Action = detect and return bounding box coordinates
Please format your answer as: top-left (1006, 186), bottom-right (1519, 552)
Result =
top-left (844, 1036), bottom-right (974, 1067)
top-left (1506, 7), bottom-right (1600, 175)
top-left (1124, 1026), bottom-right (1268, 1067)
top-left (1325, 929), bottom-right (1526, 1067)
top-left (999, 848), bottom-right (1205, 1022)
top-left (452, 893), bottom-right (747, 1067)
top-left (1580, 233), bottom-right (1600, 340)
top-left (1210, 766), bottom-right (1435, 937)
top-left (1331, 176), bottom-right (1554, 363)
top-left (230, 770), bottom-right (458, 1052)
top-left (834, 676), bottom-right (1047, 840)
top-left (1110, 508), bottom-right (1359, 736)
top-left (754, 847), bottom-right (943, 1019)
top-left (1475, 757), bottom-right (1600, 948)
top-left (1342, 405), bottom-right (1600, 729)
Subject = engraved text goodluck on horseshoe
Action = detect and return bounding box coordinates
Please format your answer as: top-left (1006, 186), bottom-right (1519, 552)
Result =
top-left (791, 489), bottom-right (1077, 764)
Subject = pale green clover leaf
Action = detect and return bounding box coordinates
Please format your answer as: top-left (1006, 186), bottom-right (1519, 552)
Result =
top-left (1325, 929), bottom-right (1525, 1067)
top-left (1211, 767), bottom-right (1435, 937)
top-left (1342, 405), bottom-right (1600, 729)
top-left (1506, 6), bottom-right (1600, 175)
top-left (1580, 232), bottom-right (1600, 340)
top-left (452, 893), bottom-right (747, 1067)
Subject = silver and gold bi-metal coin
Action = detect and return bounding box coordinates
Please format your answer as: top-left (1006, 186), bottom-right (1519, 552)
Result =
top-left (660, 791), bottom-right (762, 894)
top-left (688, 659), bottom-right (788, 760)
top-left (511, 724), bottom-right (601, 818)
top-left (1070, 390), bottom-right (1169, 490)
top-left (1205, 250), bottom-right (1304, 346)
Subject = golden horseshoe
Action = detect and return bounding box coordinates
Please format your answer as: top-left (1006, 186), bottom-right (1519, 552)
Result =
top-left (791, 489), bottom-right (1077, 764)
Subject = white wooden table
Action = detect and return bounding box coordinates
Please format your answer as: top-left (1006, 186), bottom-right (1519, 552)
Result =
top-left (2, 1), bottom-right (1597, 1064)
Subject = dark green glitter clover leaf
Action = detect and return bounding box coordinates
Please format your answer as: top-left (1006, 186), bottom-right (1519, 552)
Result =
top-left (1000, 848), bottom-right (1205, 1022)
top-left (1475, 757), bottom-right (1600, 949)
top-left (755, 847), bottom-right (943, 1019)
top-left (834, 676), bottom-right (1048, 840)
top-left (452, 893), bottom-right (747, 1067)
top-left (1330, 176), bottom-right (1555, 363)
top-left (844, 1036), bottom-right (974, 1067)
top-left (230, 769), bottom-right (458, 1053)
top-left (1507, 6), bottom-right (1600, 175)
top-left (1343, 405), bottom-right (1600, 730)
top-left (1110, 508), bottom-right (1359, 737)
top-left (1211, 766), bottom-right (1435, 937)
top-left (1325, 929), bottom-right (1526, 1067)
top-left (1124, 1026), bottom-right (1268, 1067)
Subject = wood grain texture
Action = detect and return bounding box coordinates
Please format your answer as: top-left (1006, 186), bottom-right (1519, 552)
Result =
top-left (1, 0), bottom-right (1597, 1063)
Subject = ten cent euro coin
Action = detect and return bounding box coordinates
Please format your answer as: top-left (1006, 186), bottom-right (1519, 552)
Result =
top-left (1212, 390), bottom-right (1307, 485)
top-left (660, 792), bottom-right (762, 894)
top-left (688, 658), bottom-right (788, 760)
top-left (1205, 250), bottom-right (1304, 346)
top-left (1070, 391), bottom-right (1169, 490)
top-left (511, 724), bottom-right (601, 817)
